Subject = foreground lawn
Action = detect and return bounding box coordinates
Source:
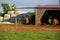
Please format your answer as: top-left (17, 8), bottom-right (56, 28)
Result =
top-left (0, 31), bottom-right (60, 40)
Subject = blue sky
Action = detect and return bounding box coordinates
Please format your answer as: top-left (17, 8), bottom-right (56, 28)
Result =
top-left (0, 0), bottom-right (59, 12)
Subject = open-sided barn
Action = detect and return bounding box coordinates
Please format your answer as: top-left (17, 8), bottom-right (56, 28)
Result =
top-left (35, 5), bottom-right (60, 25)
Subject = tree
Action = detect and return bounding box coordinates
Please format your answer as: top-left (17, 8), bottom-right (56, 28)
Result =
top-left (28, 12), bottom-right (35, 16)
top-left (1, 3), bottom-right (12, 16)
top-left (37, 4), bottom-right (41, 7)
top-left (1, 3), bottom-right (11, 13)
top-left (12, 4), bottom-right (16, 10)
top-left (0, 12), bottom-right (2, 16)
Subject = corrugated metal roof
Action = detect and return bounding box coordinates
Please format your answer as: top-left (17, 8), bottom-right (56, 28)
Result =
top-left (15, 5), bottom-right (60, 9)
top-left (36, 5), bottom-right (60, 9)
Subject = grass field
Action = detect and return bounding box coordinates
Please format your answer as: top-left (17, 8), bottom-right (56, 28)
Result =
top-left (0, 31), bottom-right (60, 40)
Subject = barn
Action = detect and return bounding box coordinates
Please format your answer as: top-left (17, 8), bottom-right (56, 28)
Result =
top-left (35, 5), bottom-right (60, 25)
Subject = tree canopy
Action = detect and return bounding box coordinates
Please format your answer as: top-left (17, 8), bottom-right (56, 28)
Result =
top-left (1, 3), bottom-right (11, 12)
top-left (0, 12), bottom-right (2, 16)
top-left (28, 12), bottom-right (35, 16)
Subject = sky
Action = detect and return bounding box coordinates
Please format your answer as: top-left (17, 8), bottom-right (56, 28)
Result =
top-left (0, 0), bottom-right (59, 12)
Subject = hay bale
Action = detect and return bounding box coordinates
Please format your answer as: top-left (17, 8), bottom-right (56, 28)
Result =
top-left (0, 17), bottom-right (3, 21)
top-left (4, 14), bottom-right (10, 20)
top-left (8, 11), bottom-right (14, 14)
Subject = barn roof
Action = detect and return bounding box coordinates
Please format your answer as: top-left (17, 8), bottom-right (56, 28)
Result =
top-left (36, 5), bottom-right (60, 9)
top-left (16, 5), bottom-right (60, 9)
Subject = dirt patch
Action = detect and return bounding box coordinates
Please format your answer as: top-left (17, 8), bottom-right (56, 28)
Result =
top-left (0, 24), bottom-right (60, 32)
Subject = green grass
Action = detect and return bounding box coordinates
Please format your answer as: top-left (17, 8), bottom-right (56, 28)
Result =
top-left (0, 31), bottom-right (60, 40)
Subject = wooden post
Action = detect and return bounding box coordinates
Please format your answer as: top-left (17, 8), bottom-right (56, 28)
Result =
top-left (15, 16), bottom-right (17, 29)
top-left (14, 10), bottom-right (18, 29)
top-left (35, 8), bottom-right (46, 25)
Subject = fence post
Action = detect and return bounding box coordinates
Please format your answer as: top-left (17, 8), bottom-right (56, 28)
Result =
top-left (14, 10), bottom-right (18, 29)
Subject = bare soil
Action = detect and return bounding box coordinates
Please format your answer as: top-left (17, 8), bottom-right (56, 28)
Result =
top-left (0, 24), bottom-right (60, 32)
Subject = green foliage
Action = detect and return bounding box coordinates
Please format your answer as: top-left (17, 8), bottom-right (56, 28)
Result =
top-left (12, 4), bottom-right (16, 10)
top-left (0, 12), bottom-right (2, 16)
top-left (28, 12), bottom-right (35, 16)
top-left (0, 31), bottom-right (60, 40)
top-left (1, 3), bottom-right (11, 12)
top-left (37, 4), bottom-right (40, 6)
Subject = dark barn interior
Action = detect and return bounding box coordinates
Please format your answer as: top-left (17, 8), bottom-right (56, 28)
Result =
top-left (41, 10), bottom-right (60, 25)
